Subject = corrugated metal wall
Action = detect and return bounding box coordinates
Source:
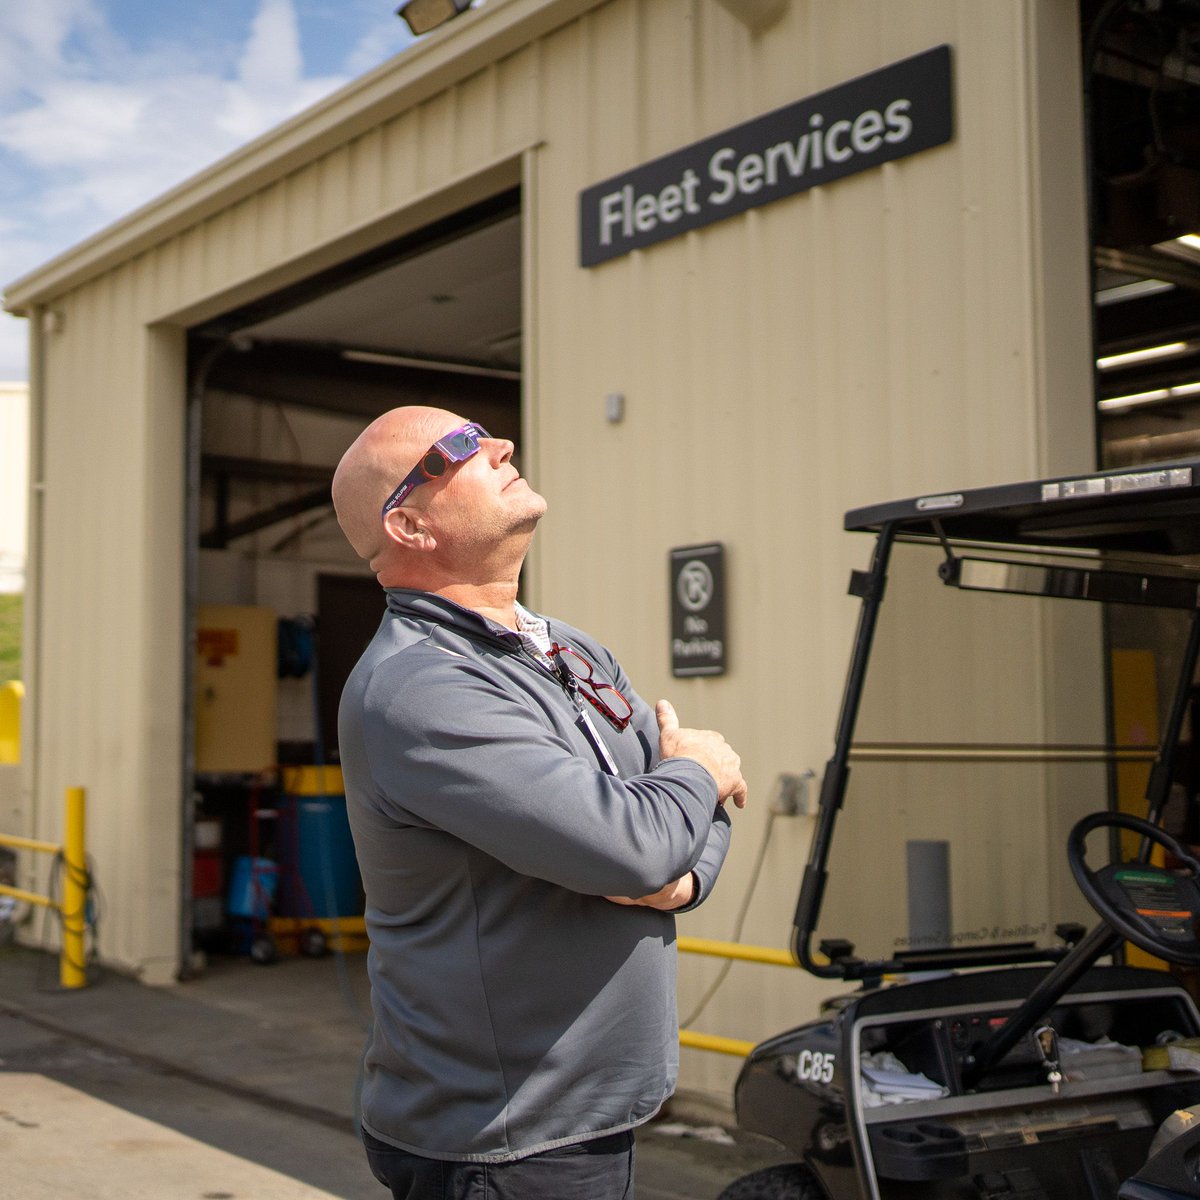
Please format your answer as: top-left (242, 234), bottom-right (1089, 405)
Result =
top-left (526, 0), bottom-right (1096, 1097)
top-left (14, 0), bottom-right (1095, 1101)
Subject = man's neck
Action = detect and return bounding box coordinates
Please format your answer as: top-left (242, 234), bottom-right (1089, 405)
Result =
top-left (379, 565), bottom-right (522, 630)
top-left (377, 527), bottom-right (535, 631)
top-left (437, 581), bottom-right (520, 631)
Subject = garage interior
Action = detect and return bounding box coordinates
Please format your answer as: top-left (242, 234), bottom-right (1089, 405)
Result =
top-left (1088, 0), bottom-right (1200, 465)
top-left (183, 189), bottom-right (521, 964)
top-left (1085, 0), bottom-right (1200, 854)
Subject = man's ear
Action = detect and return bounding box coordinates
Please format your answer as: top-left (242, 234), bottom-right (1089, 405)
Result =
top-left (382, 507), bottom-right (437, 551)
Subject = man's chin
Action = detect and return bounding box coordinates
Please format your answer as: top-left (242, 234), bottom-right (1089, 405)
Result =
top-left (521, 489), bottom-right (549, 517)
top-left (510, 495), bottom-right (548, 534)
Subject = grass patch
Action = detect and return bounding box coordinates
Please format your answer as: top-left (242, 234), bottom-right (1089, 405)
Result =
top-left (0, 593), bottom-right (22, 683)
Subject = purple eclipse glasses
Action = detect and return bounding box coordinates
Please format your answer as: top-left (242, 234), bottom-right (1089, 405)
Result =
top-left (381, 421), bottom-right (491, 518)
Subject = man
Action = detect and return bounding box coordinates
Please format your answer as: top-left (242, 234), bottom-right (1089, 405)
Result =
top-left (332, 406), bottom-right (747, 1200)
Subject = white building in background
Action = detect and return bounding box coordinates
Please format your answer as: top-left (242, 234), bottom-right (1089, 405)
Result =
top-left (0, 382), bottom-right (28, 594)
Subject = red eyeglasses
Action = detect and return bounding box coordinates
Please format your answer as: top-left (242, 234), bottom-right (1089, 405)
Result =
top-left (549, 643), bottom-right (633, 731)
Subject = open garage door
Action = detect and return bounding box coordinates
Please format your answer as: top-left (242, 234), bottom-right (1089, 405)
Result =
top-left (181, 189), bottom-right (521, 971)
top-left (1085, 2), bottom-right (1200, 920)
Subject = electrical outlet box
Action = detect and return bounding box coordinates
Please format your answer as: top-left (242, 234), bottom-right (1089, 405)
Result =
top-left (770, 770), bottom-right (815, 816)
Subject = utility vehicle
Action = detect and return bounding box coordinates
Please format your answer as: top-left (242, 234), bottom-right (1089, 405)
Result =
top-left (721, 460), bottom-right (1200, 1200)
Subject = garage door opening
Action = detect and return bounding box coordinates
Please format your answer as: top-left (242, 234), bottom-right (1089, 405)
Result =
top-left (1084, 2), bottom-right (1200, 901)
top-left (181, 189), bottom-right (522, 976)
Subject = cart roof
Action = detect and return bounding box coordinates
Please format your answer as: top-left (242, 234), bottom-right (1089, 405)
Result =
top-left (845, 460), bottom-right (1200, 555)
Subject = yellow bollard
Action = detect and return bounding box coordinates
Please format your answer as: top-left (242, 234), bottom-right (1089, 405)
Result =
top-left (60, 786), bottom-right (87, 989)
top-left (0, 680), bottom-right (22, 764)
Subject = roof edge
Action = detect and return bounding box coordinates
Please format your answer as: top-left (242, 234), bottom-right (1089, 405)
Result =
top-left (4, 0), bottom-right (606, 313)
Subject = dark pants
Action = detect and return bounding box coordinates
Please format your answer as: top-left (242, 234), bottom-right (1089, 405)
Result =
top-left (362, 1128), bottom-right (635, 1200)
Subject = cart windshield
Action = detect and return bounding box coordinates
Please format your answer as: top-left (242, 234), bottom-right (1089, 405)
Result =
top-left (803, 461), bottom-right (1200, 977)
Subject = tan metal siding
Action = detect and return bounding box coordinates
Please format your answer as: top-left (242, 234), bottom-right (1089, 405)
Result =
top-left (27, 277), bottom-right (188, 977)
top-left (526, 0), bottom-right (1094, 1095)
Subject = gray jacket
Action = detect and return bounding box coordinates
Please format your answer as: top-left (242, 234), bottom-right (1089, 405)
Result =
top-left (338, 588), bottom-right (732, 1162)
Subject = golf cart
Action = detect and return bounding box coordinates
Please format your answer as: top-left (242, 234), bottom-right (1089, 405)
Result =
top-left (721, 460), bottom-right (1200, 1200)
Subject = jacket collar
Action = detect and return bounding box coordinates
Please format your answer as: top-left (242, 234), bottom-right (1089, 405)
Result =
top-left (384, 588), bottom-right (526, 648)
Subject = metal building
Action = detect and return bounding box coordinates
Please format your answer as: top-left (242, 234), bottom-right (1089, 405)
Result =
top-left (5, 0), bottom-right (1196, 1100)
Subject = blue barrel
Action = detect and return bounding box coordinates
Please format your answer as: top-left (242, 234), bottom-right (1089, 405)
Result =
top-left (227, 856), bottom-right (279, 919)
top-left (276, 792), bottom-right (362, 918)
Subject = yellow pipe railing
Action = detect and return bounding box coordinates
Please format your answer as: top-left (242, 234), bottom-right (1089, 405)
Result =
top-left (680, 1029), bottom-right (757, 1057)
top-left (0, 786), bottom-right (88, 988)
top-left (1, 833), bottom-right (62, 855)
top-left (677, 935), bottom-right (798, 968)
top-left (677, 935), bottom-right (799, 1057)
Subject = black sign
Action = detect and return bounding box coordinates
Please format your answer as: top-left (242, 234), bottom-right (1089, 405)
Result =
top-left (580, 44), bottom-right (953, 267)
top-left (671, 543), bottom-right (727, 677)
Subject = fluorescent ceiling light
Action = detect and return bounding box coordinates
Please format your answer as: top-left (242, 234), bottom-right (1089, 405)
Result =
top-left (1154, 233), bottom-right (1200, 265)
top-left (1099, 380), bottom-right (1200, 413)
top-left (342, 348), bottom-right (520, 380)
top-left (1094, 278), bottom-right (1175, 306)
top-left (1097, 341), bottom-right (1190, 370)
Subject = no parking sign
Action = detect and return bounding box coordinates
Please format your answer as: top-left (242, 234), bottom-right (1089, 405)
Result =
top-left (670, 543), bottom-right (727, 677)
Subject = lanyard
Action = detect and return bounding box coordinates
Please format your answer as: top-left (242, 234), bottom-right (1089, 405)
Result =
top-left (553, 661), bottom-right (620, 776)
top-left (508, 611), bottom-right (621, 777)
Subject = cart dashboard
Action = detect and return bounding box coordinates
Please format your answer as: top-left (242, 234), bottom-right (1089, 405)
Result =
top-left (849, 970), bottom-right (1200, 1199)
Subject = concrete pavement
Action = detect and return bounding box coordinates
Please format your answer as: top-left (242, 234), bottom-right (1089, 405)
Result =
top-left (0, 945), bottom-right (790, 1199)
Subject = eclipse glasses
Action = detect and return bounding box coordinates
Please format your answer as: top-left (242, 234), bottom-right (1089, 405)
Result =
top-left (381, 421), bottom-right (491, 518)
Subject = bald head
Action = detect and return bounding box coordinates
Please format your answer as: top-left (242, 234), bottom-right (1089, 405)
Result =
top-left (332, 406), bottom-right (461, 566)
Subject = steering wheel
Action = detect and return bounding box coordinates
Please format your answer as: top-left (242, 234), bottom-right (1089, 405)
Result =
top-left (1068, 812), bottom-right (1200, 965)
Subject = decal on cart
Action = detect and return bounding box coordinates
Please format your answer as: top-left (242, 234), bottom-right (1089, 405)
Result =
top-left (796, 1050), bottom-right (836, 1083)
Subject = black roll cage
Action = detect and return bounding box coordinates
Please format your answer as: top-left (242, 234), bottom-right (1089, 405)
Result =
top-left (792, 459), bottom-right (1200, 983)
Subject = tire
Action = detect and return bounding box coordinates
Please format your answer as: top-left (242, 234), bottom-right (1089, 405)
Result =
top-left (299, 927), bottom-right (328, 958)
top-left (716, 1163), bottom-right (827, 1200)
top-left (249, 934), bottom-right (278, 965)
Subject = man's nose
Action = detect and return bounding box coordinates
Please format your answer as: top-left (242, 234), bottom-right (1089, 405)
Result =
top-left (486, 438), bottom-right (514, 464)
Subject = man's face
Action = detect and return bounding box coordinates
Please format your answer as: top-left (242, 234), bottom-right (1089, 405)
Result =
top-left (407, 418), bottom-right (547, 553)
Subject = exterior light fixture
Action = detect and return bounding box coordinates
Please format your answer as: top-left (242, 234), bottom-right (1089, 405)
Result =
top-left (396, 0), bottom-right (472, 36)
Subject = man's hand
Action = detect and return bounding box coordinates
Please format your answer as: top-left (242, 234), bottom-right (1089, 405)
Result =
top-left (656, 699), bottom-right (748, 808)
top-left (607, 873), bottom-right (696, 910)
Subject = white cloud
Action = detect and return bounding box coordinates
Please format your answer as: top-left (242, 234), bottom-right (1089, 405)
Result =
top-left (343, 14), bottom-right (420, 78)
top-left (1, 82), bottom-right (149, 168)
top-left (0, 1), bottom-right (106, 100)
top-left (0, 0), bottom-right (372, 379)
top-left (240, 0), bottom-right (305, 94)
top-left (1, 2), bottom-right (348, 219)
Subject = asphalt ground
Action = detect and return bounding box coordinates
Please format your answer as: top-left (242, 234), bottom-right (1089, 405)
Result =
top-left (0, 945), bottom-right (792, 1200)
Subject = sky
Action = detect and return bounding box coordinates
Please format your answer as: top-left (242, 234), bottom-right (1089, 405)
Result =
top-left (0, 0), bottom-right (425, 381)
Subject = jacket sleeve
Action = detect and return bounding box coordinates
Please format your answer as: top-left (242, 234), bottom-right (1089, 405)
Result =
top-left (597, 635), bottom-right (735, 911)
top-left (675, 806), bottom-right (731, 912)
top-left (587, 631), bottom-right (734, 910)
top-left (359, 647), bottom-right (720, 898)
